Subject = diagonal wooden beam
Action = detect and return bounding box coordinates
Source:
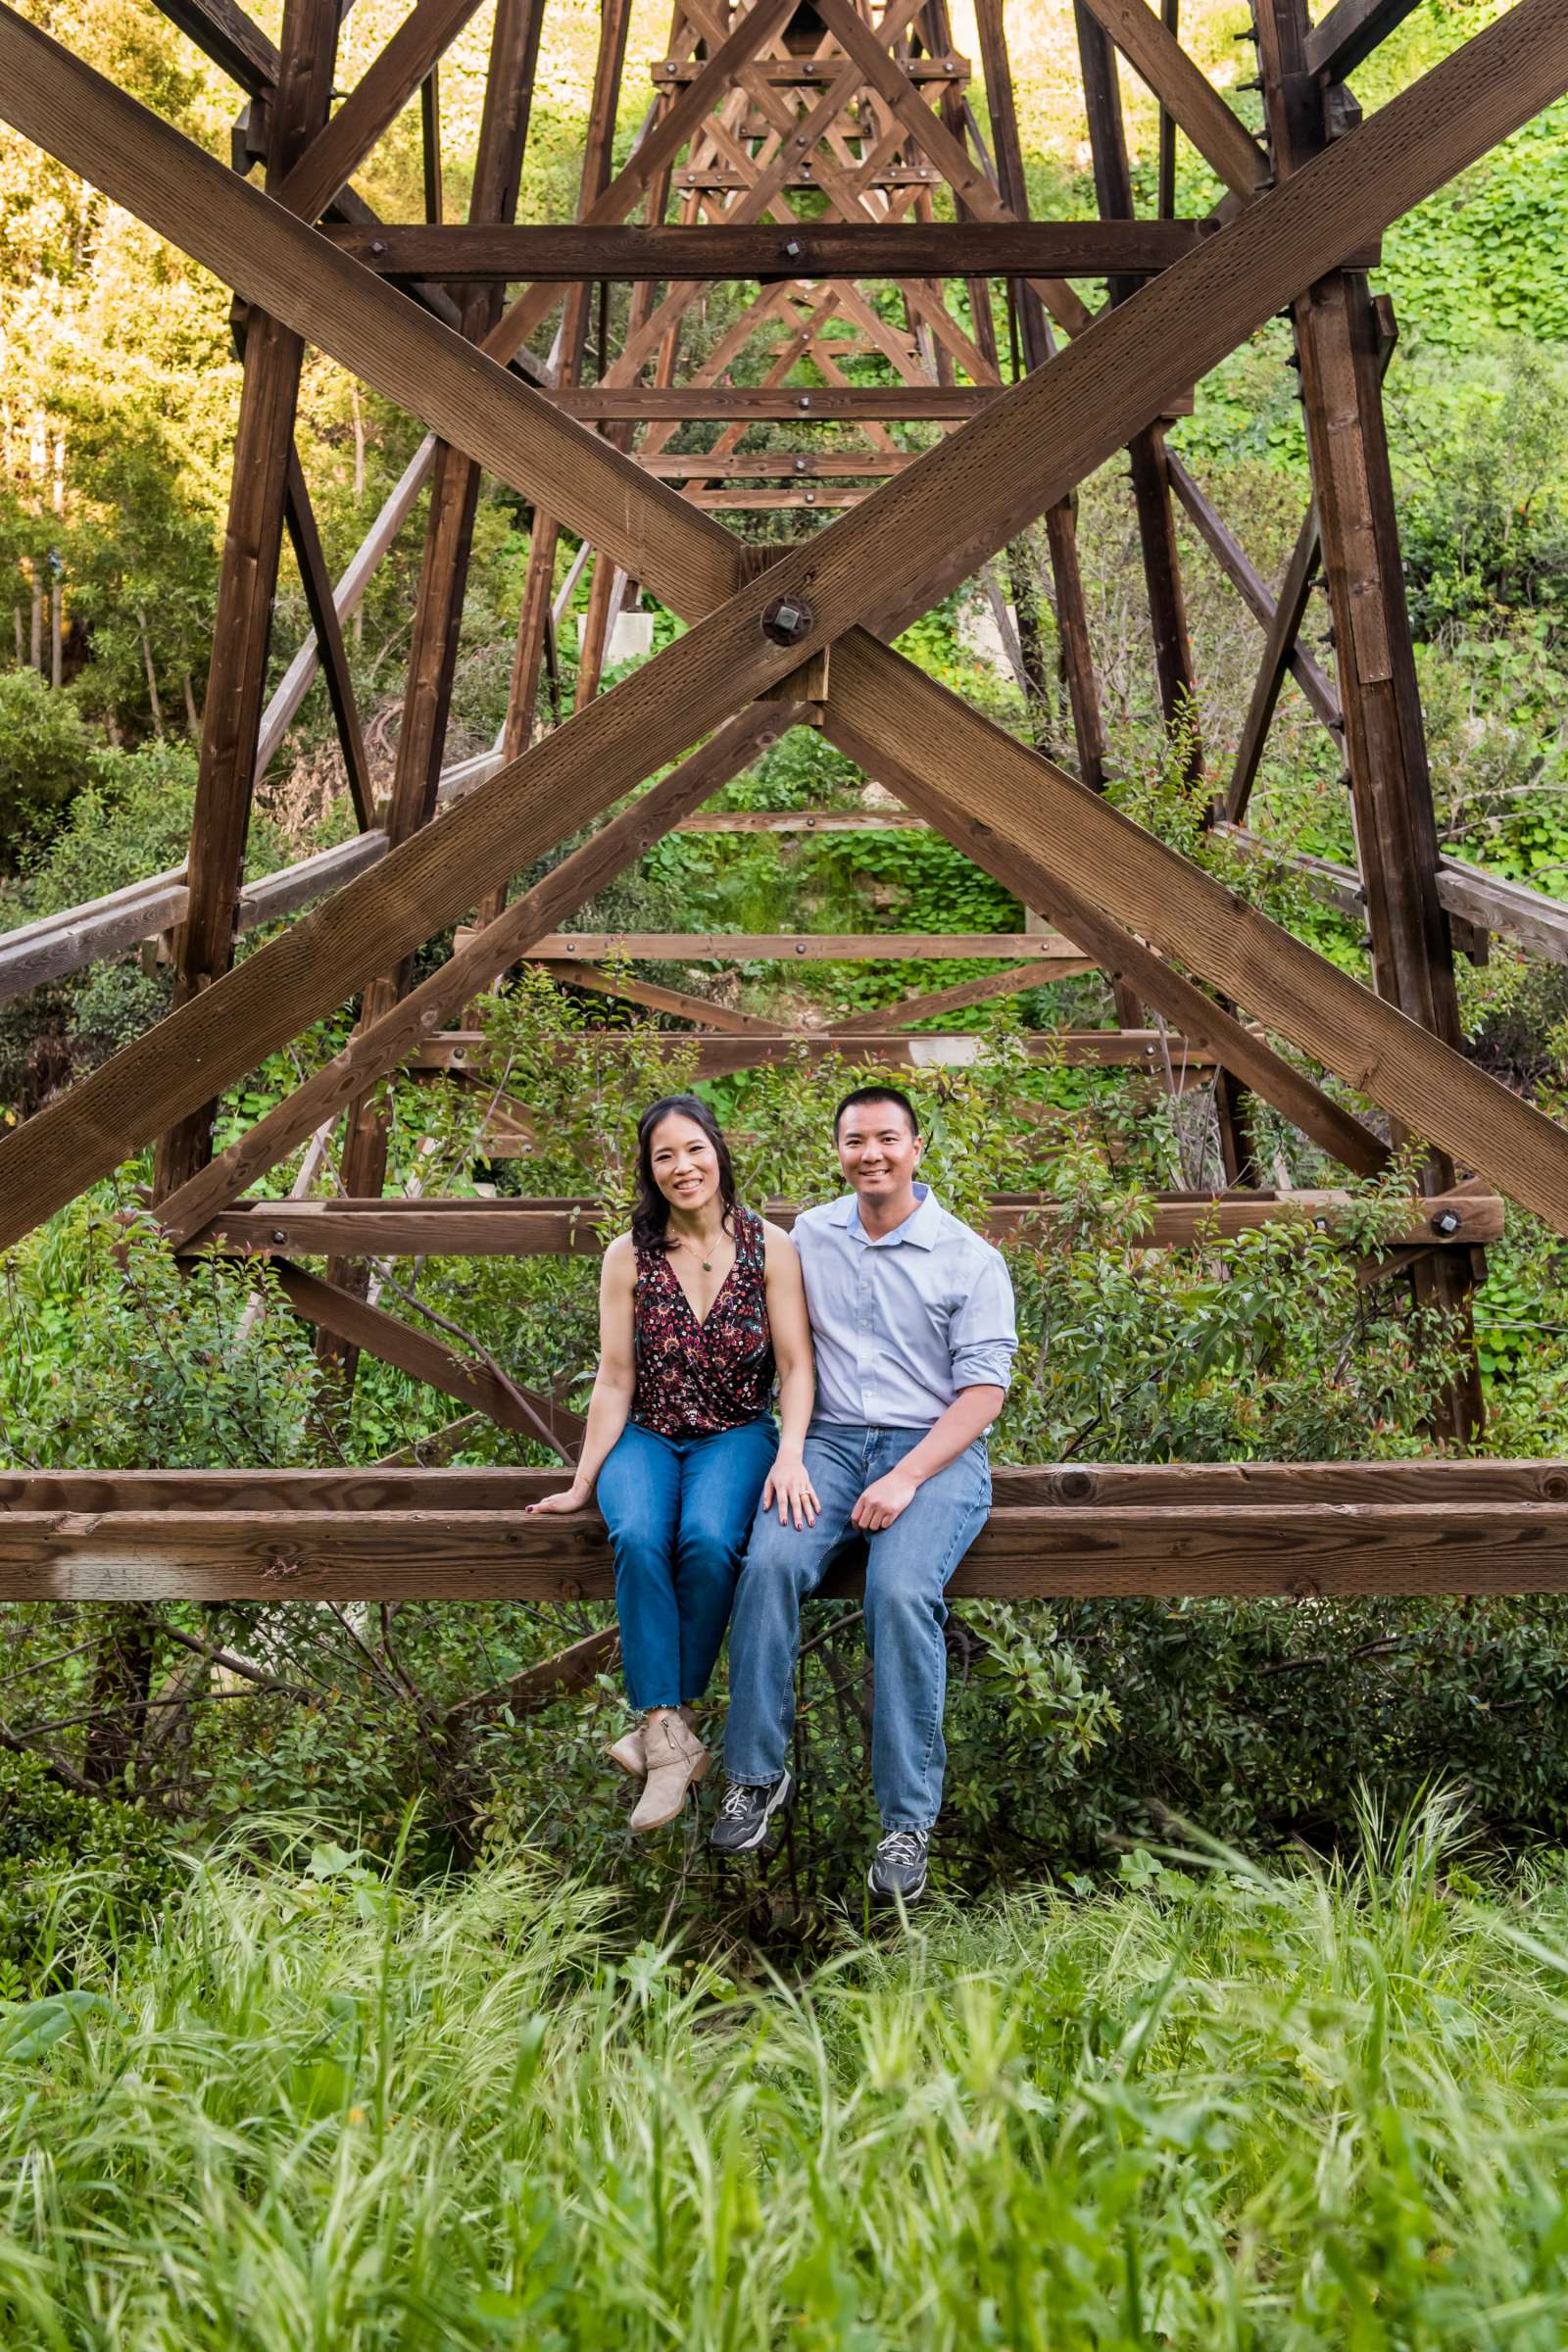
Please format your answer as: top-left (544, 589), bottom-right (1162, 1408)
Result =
top-left (274, 0), bottom-right (487, 225)
top-left (283, 447), bottom-right (374, 828)
top-left (272, 1261), bottom-right (583, 1459)
top-left (830, 963), bottom-right (1054, 1034)
top-left (1225, 504), bottom-right (1324, 821)
top-left (1307, 0), bottom-right (1425, 81)
top-left (1167, 455), bottom-right (1338, 732)
top-left (1073, 0), bottom-right (1269, 198)
top-left (4, 0), bottom-right (1568, 1235)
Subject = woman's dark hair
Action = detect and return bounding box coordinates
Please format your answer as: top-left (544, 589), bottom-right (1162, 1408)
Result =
top-left (631, 1094), bottom-right (739, 1253)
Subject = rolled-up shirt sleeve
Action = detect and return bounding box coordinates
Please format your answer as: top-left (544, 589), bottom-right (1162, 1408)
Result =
top-left (948, 1248), bottom-right (1018, 1394)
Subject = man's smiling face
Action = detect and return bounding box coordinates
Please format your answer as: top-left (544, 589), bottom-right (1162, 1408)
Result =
top-left (836, 1097), bottom-right (922, 1204)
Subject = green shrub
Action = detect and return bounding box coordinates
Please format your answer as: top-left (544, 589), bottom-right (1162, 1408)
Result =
top-left (0, 1748), bottom-right (181, 1993)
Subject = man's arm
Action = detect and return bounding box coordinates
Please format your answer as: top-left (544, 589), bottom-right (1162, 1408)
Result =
top-left (849, 1384), bottom-right (1004, 1532)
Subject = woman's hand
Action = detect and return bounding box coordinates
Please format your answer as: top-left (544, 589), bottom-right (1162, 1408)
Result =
top-left (761, 1449), bottom-right (819, 1531)
top-left (524, 1478), bottom-right (593, 1516)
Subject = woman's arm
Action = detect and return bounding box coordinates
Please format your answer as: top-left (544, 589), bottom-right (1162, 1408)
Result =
top-left (524, 1237), bottom-right (638, 1514)
top-left (760, 1224), bottom-right (819, 1529)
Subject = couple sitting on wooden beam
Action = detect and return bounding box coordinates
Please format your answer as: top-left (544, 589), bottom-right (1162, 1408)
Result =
top-left (526, 1084), bottom-right (1016, 1905)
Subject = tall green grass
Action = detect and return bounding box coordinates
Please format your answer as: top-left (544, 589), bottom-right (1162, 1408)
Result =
top-left (5, 1795), bottom-right (1568, 2347)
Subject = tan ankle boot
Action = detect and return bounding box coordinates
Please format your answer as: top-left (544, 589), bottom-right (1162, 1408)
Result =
top-left (609, 1707), bottom-right (699, 1782)
top-left (629, 1711), bottom-right (709, 1833)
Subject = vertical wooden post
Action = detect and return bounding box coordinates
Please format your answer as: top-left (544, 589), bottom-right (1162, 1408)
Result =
top-left (1074, 0), bottom-right (1201, 781)
top-left (1254, 0), bottom-right (1483, 1434)
top-left (326, 0), bottom-right (551, 1354)
top-left (974, 0), bottom-right (1106, 789)
top-left (153, 0), bottom-right (338, 1199)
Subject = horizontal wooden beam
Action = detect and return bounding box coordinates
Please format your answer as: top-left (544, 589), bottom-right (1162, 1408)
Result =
top-left (319, 219), bottom-right (1256, 279)
top-left (5, 1461), bottom-right (1565, 1596)
top-left (1221, 827), bottom-right (1568, 967)
top-left (527, 931), bottom-right (1083, 960)
top-left (543, 385), bottom-right (999, 420)
top-left (649, 52), bottom-right (970, 84)
top-left (415, 1026), bottom-right (1199, 1075)
top-left (188, 1188), bottom-right (1499, 1260)
top-left (647, 457), bottom-right (911, 480)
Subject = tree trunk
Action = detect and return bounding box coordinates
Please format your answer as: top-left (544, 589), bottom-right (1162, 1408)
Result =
top-left (139, 612), bottom-right (166, 735)
top-left (81, 1606), bottom-right (160, 1788)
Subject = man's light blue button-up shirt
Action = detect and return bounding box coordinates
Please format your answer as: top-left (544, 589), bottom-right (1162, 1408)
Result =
top-left (791, 1183), bottom-right (1017, 1430)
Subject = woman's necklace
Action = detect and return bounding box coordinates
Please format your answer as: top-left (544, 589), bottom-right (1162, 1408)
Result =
top-left (674, 1227), bottom-right (722, 1274)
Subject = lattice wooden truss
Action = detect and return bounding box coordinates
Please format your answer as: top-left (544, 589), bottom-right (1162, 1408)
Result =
top-left (3, 0), bottom-right (1568, 1598)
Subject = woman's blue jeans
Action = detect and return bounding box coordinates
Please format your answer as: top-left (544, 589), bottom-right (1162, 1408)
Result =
top-left (596, 1417), bottom-right (779, 1712)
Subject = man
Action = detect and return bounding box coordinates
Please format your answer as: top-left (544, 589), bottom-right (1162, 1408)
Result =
top-left (710, 1084), bottom-right (1017, 1903)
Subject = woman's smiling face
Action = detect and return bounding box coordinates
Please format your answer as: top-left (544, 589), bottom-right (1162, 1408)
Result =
top-left (648, 1112), bottom-right (721, 1214)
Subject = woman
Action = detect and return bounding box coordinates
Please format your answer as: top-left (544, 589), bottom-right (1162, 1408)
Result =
top-left (528, 1095), bottom-right (816, 1832)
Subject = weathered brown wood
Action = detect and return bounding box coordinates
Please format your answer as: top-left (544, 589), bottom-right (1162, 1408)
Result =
top-left (1166, 458), bottom-right (1340, 733)
top-left (1225, 508), bottom-right (1328, 820)
top-left (532, 960), bottom-right (783, 1034)
top-left (328, 0), bottom-right (553, 1354)
top-left (190, 1187), bottom-right (1499, 1260)
top-left (830, 961), bottom-right (1051, 1031)
top-left (7, 1496), bottom-right (1568, 1600)
top-left (1222, 829), bottom-right (1568, 968)
top-left (415, 1027), bottom-right (1202, 1076)
top-left (1306, 0), bottom-right (1425, 80)
top-left (272, 1260), bottom-right (584, 1455)
top-left (1075, 0), bottom-right (1268, 199)
top-left (6, 0), bottom-right (1568, 1241)
top-left (282, 447), bottom-right (373, 828)
top-left (154, 0), bottom-right (338, 1200)
top-left (544, 385), bottom-right (1001, 419)
top-left (647, 457), bottom-right (909, 479)
top-left (671, 808), bottom-right (925, 828)
top-left (10, 1459), bottom-right (1564, 1515)
top-left (320, 219), bottom-right (1234, 278)
top-left (1258, 0), bottom-right (1480, 1435)
top-left (527, 931), bottom-right (1084, 961)
top-left (420, 65), bottom-right (442, 225)
top-left (153, 0), bottom-right (279, 95)
top-left (273, 0), bottom-right (487, 225)
top-left (1078, 2), bottom-right (1202, 781)
top-left (154, 707), bottom-right (810, 1249)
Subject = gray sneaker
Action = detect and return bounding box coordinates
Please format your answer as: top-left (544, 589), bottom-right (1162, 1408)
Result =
top-left (709, 1772), bottom-right (794, 1855)
top-left (867, 1828), bottom-right (930, 1904)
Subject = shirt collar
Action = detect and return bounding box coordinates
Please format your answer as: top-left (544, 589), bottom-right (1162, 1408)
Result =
top-left (837, 1182), bottom-right (941, 1250)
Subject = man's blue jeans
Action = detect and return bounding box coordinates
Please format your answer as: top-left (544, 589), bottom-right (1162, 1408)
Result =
top-left (596, 1417), bottom-right (778, 1712)
top-left (723, 1420), bottom-right (991, 1831)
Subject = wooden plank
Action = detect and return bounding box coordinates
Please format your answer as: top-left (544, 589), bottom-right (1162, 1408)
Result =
top-left (190, 1188), bottom-right (1500, 1259)
top-left (415, 1026), bottom-right (1176, 1074)
top-left (1166, 457), bottom-right (1340, 732)
top-left (975, 0), bottom-right (1107, 788)
top-left (1224, 828), bottom-right (1568, 967)
top-left (154, 0), bottom-right (338, 1199)
top-left (0, 873), bottom-right (192, 1006)
top-left (4, 0), bottom-right (1568, 1238)
top-left (1225, 505), bottom-right (1326, 820)
top-left (153, 707), bottom-right (811, 1248)
top-left (830, 962), bottom-right (1049, 1031)
top-left (153, 0), bottom-right (278, 95)
top-left (672, 808), bottom-right (926, 829)
top-left (525, 931), bottom-right (1084, 960)
top-left (6, 1498), bottom-right (1568, 1600)
top-left (274, 0), bottom-right (487, 224)
top-left (320, 219), bottom-right (1232, 278)
top-left (543, 386), bottom-right (1000, 419)
top-left (1074, 0), bottom-right (1269, 198)
top-left (531, 959), bottom-right (782, 1034)
top-left (282, 447), bottom-right (373, 828)
top-left (271, 1260), bottom-right (584, 1457)
top-left (647, 457), bottom-right (912, 479)
top-left (1307, 0), bottom-right (1425, 80)
top-left (10, 1459), bottom-right (1565, 1514)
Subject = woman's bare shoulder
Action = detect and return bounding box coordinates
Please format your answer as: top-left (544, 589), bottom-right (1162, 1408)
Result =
top-left (760, 1218), bottom-right (800, 1256)
top-left (603, 1230), bottom-right (637, 1271)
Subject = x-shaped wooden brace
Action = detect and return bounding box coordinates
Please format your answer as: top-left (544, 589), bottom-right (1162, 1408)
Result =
top-left (2, 0), bottom-right (1567, 1252)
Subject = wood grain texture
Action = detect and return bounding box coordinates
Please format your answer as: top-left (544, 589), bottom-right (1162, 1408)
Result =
top-left (5, 1497), bottom-right (1567, 1599)
top-left (189, 1189), bottom-right (1499, 1259)
top-left (275, 0), bottom-right (487, 224)
top-left (527, 932), bottom-right (1083, 960)
top-left (321, 220), bottom-right (1230, 278)
top-left (1075, 0), bottom-right (1269, 197)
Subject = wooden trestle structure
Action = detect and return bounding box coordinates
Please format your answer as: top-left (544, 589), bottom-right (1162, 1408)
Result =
top-left (3, 0), bottom-right (1568, 1600)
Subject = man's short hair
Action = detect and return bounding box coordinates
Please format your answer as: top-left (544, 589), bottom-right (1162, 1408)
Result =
top-left (833, 1084), bottom-right (921, 1139)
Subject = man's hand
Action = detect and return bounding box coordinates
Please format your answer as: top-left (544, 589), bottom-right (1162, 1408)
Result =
top-left (761, 1449), bottom-right (820, 1530)
top-left (850, 1466), bottom-right (920, 1533)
